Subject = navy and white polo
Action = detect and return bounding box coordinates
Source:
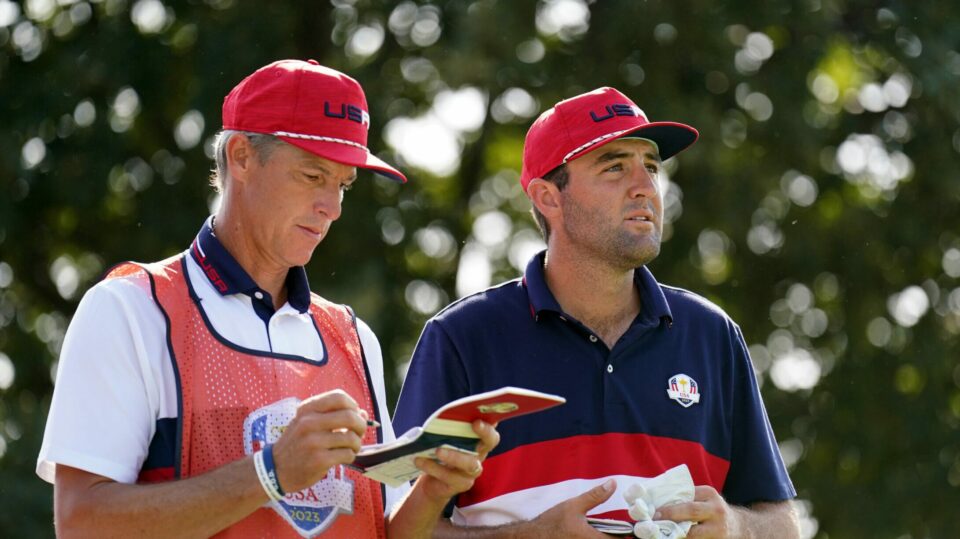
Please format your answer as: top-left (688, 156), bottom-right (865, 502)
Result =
top-left (38, 217), bottom-right (409, 515)
top-left (190, 216), bottom-right (312, 324)
top-left (393, 250), bottom-right (795, 525)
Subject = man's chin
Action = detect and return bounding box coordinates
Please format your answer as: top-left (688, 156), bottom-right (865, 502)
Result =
top-left (622, 243), bottom-right (660, 268)
top-left (289, 246), bottom-right (320, 268)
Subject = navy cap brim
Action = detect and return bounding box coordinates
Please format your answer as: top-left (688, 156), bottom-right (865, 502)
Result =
top-left (565, 121), bottom-right (699, 164)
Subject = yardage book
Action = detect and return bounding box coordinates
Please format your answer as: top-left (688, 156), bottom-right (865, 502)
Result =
top-left (586, 517), bottom-right (635, 535)
top-left (352, 387), bottom-right (565, 487)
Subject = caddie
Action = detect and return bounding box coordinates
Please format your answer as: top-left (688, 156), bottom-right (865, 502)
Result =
top-left (37, 59), bottom-right (499, 538)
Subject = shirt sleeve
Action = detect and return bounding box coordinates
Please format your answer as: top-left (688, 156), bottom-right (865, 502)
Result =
top-left (392, 318), bottom-right (470, 437)
top-left (722, 324), bottom-right (797, 505)
top-left (37, 274), bottom-right (167, 484)
top-left (391, 318), bottom-right (472, 519)
top-left (355, 317), bottom-right (411, 515)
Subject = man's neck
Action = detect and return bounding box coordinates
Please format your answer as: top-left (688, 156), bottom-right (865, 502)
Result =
top-left (543, 244), bottom-right (641, 349)
top-left (212, 211), bottom-right (288, 309)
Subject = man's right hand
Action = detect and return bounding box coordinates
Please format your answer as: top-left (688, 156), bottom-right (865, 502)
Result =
top-left (271, 389), bottom-right (368, 494)
top-left (518, 479), bottom-right (617, 538)
top-left (53, 390), bottom-right (371, 537)
top-left (431, 479), bottom-right (618, 538)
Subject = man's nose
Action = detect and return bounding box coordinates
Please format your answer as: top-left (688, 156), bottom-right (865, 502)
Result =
top-left (628, 164), bottom-right (659, 198)
top-left (315, 185), bottom-right (343, 221)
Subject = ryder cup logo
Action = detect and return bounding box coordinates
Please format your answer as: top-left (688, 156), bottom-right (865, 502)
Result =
top-left (244, 398), bottom-right (355, 537)
top-left (666, 374), bottom-right (701, 408)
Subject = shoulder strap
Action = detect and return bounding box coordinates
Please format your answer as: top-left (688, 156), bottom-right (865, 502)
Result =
top-left (103, 253), bottom-right (185, 282)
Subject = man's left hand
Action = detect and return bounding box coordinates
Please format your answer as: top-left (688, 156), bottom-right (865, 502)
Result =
top-left (412, 420), bottom-right (500, 502)
top-left (653, 485), bottom-right (742, 539)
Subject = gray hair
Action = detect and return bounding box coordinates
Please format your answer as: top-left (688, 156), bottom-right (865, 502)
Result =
top-left (209, 130), bottom-right (286, 192)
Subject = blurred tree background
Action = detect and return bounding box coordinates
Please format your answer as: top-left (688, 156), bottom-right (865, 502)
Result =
top-left (2, 0), bottom-right (959, 536)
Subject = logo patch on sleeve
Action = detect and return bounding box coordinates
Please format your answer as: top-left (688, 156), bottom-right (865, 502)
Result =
top-left (244, 397), bottom-right (355, 537)
top-left (667, 374), bottom-right (701, 408)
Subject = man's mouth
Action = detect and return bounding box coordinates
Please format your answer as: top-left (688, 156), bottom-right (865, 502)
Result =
top-left (298, 225), bottom-right (323, 238)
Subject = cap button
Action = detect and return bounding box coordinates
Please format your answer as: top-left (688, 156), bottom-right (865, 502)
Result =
top-left (307, 59), bottom-right (319, 65)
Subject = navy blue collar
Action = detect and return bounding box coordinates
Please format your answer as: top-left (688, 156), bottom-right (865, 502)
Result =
top-left (522, 250), bottom-right (673, 325)
top-left (189, 216), bottom-right (311, 315)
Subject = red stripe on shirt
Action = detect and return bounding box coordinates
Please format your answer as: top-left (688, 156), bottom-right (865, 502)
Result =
top-left (459, 432), bottom-right (730, 506)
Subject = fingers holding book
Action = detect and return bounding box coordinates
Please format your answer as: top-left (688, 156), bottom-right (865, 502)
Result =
top-left (354, 387), bottom-right (560, 488)
top-left (472, 419), bottom-right (501, 461)
top-left (412, 453), bottom-right (478, 501)
top-left (413, 420), bottom-right (501, 502)
top-left (467, 461), bottom-right (483, 478)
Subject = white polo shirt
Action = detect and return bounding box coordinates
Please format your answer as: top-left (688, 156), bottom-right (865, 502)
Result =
top-left (37, 221), bottom-right (407, 513)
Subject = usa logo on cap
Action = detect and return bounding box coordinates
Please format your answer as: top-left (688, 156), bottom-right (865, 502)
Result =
top-left (222, 59), bottom-right (406, 183)
top-left (519, 86), bottom-right (699, 191)
top-left (667, 374), bottom-right (701, 408)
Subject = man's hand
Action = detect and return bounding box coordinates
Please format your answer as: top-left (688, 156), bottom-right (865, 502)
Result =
top-left (387, 420), bottom-right (501, 538)
top-left (271, 389), bottom-right (369, 494)
top-left (425, 479), bottom-right (619, 538)
top-left (652, 486), bottom-right (740, 538)
top-left (518, 479), bottom-right (617, 538)
top-left (412, 420), bottom-right (501, 502)
top-left (653, 486), bottom-right (799, 539)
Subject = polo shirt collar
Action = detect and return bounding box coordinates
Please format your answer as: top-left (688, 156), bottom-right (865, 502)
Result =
top-left (523, 251), bottom-right (563, 317)
top-left (189, 216), bottom-right (311, 314)
top-left (523, 249), bottom-right (673, 325)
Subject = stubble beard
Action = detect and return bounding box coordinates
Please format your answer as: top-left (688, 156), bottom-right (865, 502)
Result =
top-left (561, 197), bottom-right (662, 271)
top-left (611, 227), bottom-right (661, 269)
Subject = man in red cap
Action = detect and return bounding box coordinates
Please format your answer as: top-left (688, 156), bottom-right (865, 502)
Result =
top-left (37, 59), bottom-right (499, 538)
top-left (394, 87), bottom-right (799, 537)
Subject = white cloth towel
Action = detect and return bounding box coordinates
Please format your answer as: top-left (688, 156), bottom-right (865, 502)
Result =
top-left (623, 464), bottom-right (697, 539)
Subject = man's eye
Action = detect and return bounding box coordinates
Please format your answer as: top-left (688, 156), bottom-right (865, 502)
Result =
top-left (646, 164), bottom-right (660, 174)
top-left (605, 164), bottom-right (623, 172)
top-left (304, 173), bottom-right (321, 181)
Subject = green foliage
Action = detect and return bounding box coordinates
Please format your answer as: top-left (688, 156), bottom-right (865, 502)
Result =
top-left (2, 0), bottom-right (959, 537)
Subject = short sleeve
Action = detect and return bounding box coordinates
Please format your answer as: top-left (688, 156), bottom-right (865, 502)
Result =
top-left (721, 325), bottom-right (796, 504)
top-left (392, 319), bottom-right (470, 517)
top-left (392, 319), bottom-right (470, 436)
top-left (37, 275), bottom-right (168, 484)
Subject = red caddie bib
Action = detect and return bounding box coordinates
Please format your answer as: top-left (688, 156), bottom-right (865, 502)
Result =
top-left (107, 255), bottom-right (386, 538)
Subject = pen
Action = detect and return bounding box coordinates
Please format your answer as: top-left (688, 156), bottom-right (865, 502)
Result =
top-left (367, 419), bottom-right (381, 428)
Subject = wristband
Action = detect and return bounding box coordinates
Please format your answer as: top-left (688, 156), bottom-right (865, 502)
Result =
top-left (262, 444), bottom-right (285, 497)
top-left (254, 449), bottom-right (283, 502)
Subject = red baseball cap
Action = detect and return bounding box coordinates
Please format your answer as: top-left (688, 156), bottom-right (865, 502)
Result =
top-left (222, 59), bottom-right (406, 183)
top-left (520, 87), bottom-right (698, 191)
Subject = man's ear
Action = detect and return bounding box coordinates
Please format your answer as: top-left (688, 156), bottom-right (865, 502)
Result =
top-left (527, 177), bottom-right (562, 219)
top-left (225, 134), bottom-right (254, 184)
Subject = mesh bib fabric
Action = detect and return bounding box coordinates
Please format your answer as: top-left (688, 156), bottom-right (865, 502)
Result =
top-left (107, 256), bottom-right (385, 538)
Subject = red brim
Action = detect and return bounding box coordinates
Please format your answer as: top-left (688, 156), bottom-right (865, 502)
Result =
top-left (566, 121), bottom-right (699, 164)
top-left (279, 136), bottom-right (407, 183)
